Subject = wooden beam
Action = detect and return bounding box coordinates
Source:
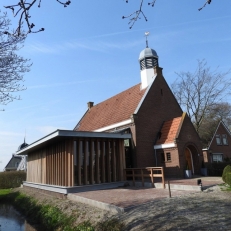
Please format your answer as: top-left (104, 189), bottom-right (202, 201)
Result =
top-left (70, 138), bottom-right (74, 187)
top-left (90, 140), bottom-right (94, 184)
top-left (84, 139), bottom-right (88, 185)
top-left (119, 140), bottom-right (124, 181)
top-left (95, 140), bottom-right (100, 184)
top-left (101, 141), bottom-right (105, 183)
top-left (77, 140), bottom-right (82, 186)
top-left (106, 140), bottom-right (111, 183)
top-left (111, 140), bottom-right (116, 182)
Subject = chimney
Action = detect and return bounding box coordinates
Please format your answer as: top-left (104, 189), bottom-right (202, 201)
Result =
top-left (87, 101), bottom-right (94, 110)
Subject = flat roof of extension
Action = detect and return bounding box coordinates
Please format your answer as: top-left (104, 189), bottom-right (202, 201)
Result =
top-left (17, 129), bottom-right (131, 155)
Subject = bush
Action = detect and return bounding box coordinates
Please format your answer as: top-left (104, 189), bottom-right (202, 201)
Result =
top-left (222, 165), bottom-right (231, 185)
top-left (0, 171), bottom-right (26, 189)
top-left (226, 173), bottom-right (231, 186)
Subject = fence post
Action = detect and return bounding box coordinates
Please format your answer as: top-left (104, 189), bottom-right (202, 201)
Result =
top-left (162, 167), bottom-right (165, 189)
top-left (132, 169), bottom-right (135, 186)
top-left (168, 181), bottom-right (171, 198)
top-left (151, 168), bottom-right (154, 188)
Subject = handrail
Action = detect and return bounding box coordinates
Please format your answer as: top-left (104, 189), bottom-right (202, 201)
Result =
top-left (124, 167), bottom-right (165, 189)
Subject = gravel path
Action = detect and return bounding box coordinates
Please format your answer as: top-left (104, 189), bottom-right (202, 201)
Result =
top-left (116, 186), bottom-right (231, 231)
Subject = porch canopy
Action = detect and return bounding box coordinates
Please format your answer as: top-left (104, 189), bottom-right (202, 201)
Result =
top-left (17, 130), bottom-right (131, 188)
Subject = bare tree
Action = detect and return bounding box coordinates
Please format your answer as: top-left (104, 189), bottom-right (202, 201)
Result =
top-left (0, 12), bottom-right (31, 107)
top-left (172, 60), bottom-right (231, 134)
top-left (4, 0), bottom-right (212, 35)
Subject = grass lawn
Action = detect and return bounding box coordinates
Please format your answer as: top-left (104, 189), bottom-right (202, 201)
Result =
top-left (0, 188), bottom-right (11, 197)
top-left (219, 183), bottom-right (231, 191)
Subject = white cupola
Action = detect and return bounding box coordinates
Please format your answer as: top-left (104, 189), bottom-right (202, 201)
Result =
top-left (139, 34), bottom-right (159, 89)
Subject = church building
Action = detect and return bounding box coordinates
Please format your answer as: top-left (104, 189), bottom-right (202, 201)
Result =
top-left (74, 44), bottom-right (203, 177)
top-left (17, 42), bottom-right (203, 194)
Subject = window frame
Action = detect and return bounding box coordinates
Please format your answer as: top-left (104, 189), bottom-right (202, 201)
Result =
top-left (160, 152), bottom-right (172, 163)
top-left (222, 134), bottom-right (228, 145)
top-left (215, 134), bottom-right (222, 145)
top-left (212, 153), bottom-right (223, 162)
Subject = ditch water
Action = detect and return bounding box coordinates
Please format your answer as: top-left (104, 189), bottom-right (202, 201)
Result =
top-left (0, 203), bottom-right (38, 231)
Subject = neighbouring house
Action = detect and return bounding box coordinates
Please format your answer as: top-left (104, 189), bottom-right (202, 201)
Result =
top-left (203, 121), bottom-right (231, 163)
top-left (4, 140), bottom-right (28, 171)
top-left (17, 44), bottom-right (203, 195)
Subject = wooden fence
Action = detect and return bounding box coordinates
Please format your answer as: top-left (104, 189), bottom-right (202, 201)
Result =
top-left (124, 167), bottom-right (165, 188)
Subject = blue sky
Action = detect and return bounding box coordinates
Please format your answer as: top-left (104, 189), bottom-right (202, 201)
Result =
top-left (0, 0), bottom-right (231, 171)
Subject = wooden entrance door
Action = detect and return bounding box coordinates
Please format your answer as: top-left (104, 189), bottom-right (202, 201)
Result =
top-left (185, 148), bottom-right (193, 172)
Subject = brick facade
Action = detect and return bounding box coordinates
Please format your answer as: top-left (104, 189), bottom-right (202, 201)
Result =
top-left (75, 67), bottom-right (203, 178)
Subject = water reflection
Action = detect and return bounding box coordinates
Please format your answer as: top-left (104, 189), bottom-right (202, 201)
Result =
top-left (0, 204), bottom-right (38, 231)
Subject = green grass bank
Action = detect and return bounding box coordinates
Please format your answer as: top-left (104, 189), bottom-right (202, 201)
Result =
top-left (0, 189), bottom-right (124, 231)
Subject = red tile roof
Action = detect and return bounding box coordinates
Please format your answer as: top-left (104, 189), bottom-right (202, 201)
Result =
top-left (74, 83), bottom-right (147, 131)
top-left (156, 113), bottom-right (185, 145)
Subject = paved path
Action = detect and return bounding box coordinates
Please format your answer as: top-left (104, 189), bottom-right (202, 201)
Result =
top-left (72, 177), bottom-right (223, 209)
top-left (75, 187), bottom-right (194, 209)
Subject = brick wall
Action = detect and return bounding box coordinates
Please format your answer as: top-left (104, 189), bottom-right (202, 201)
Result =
top-left (177, 115), bottom-right (203, 177)
top-left (156, 148), bottom-right (181, 177)
top-left (134, 67), bottom-right (183, 168)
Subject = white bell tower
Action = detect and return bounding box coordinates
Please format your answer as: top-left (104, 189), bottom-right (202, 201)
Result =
top-left (139, 32), bottom-right (159, 90)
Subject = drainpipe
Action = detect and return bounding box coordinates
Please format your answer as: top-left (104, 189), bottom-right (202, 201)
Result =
top-left (155, 148), bottom-right (158, 167)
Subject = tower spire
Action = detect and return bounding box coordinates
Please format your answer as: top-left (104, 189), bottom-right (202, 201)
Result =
top-left (145, 31), bottom-right (150, 48)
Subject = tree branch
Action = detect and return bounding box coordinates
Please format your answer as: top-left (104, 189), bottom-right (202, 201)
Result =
top-left (4, 0), bottom-right (71, 36)
top-left (198, 0), bottom-right (212, 11)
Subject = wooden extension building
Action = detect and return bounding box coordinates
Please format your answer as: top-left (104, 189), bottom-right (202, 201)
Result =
top-left (17, 130), bottom-right (131, 194)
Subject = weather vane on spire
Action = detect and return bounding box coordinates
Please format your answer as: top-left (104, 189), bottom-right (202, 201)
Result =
top-left (145, 32), bottom-right (150, 48)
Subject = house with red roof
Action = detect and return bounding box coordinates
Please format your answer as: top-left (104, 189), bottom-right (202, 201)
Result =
top-left (203, 121), bottom-right (231, 163)
top-left (74, 45), bottom-right (203, 178)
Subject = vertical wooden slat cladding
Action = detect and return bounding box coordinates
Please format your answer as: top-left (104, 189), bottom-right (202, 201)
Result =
top-left (27, 149), bottom-right (46, 184)
top-left (84, 140), bottom-right (88, 185)
top-left (95, 140), bottom-right (100, 184)
top-left (101, 141), bottom-right (106, 183)
top-left (106, 140), bottom-right (111, 183)
top-left (111, 139), bottom-right (116, 182)
top-left (27, 137), bottom-right (125, 187)
top-left (27, 139), bottom-right (74, 187)
top-left (90, 139), bottom-right (94, 184)
top-left (77, 139), bottom-right (82, 185)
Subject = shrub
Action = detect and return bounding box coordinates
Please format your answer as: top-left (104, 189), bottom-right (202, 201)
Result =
top-left (0, 171), bottom-right (26, 189)
top-left (222, 165), bottom-right (231, 185)
top-left (226, 173), bottom-right (231, 186)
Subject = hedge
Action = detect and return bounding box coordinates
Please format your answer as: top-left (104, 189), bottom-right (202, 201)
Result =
top-left (207, 162), bottom-right (231, 176)
top-left (0, 171), bottom-right (26, 189)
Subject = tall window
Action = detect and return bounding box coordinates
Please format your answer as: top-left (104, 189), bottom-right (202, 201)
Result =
top-left (215, 134), bottom-right (222, 145)
top-left (222, 134), bottom-right (228, 145)
top-left (166, 153), bottom-right (171, 161)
